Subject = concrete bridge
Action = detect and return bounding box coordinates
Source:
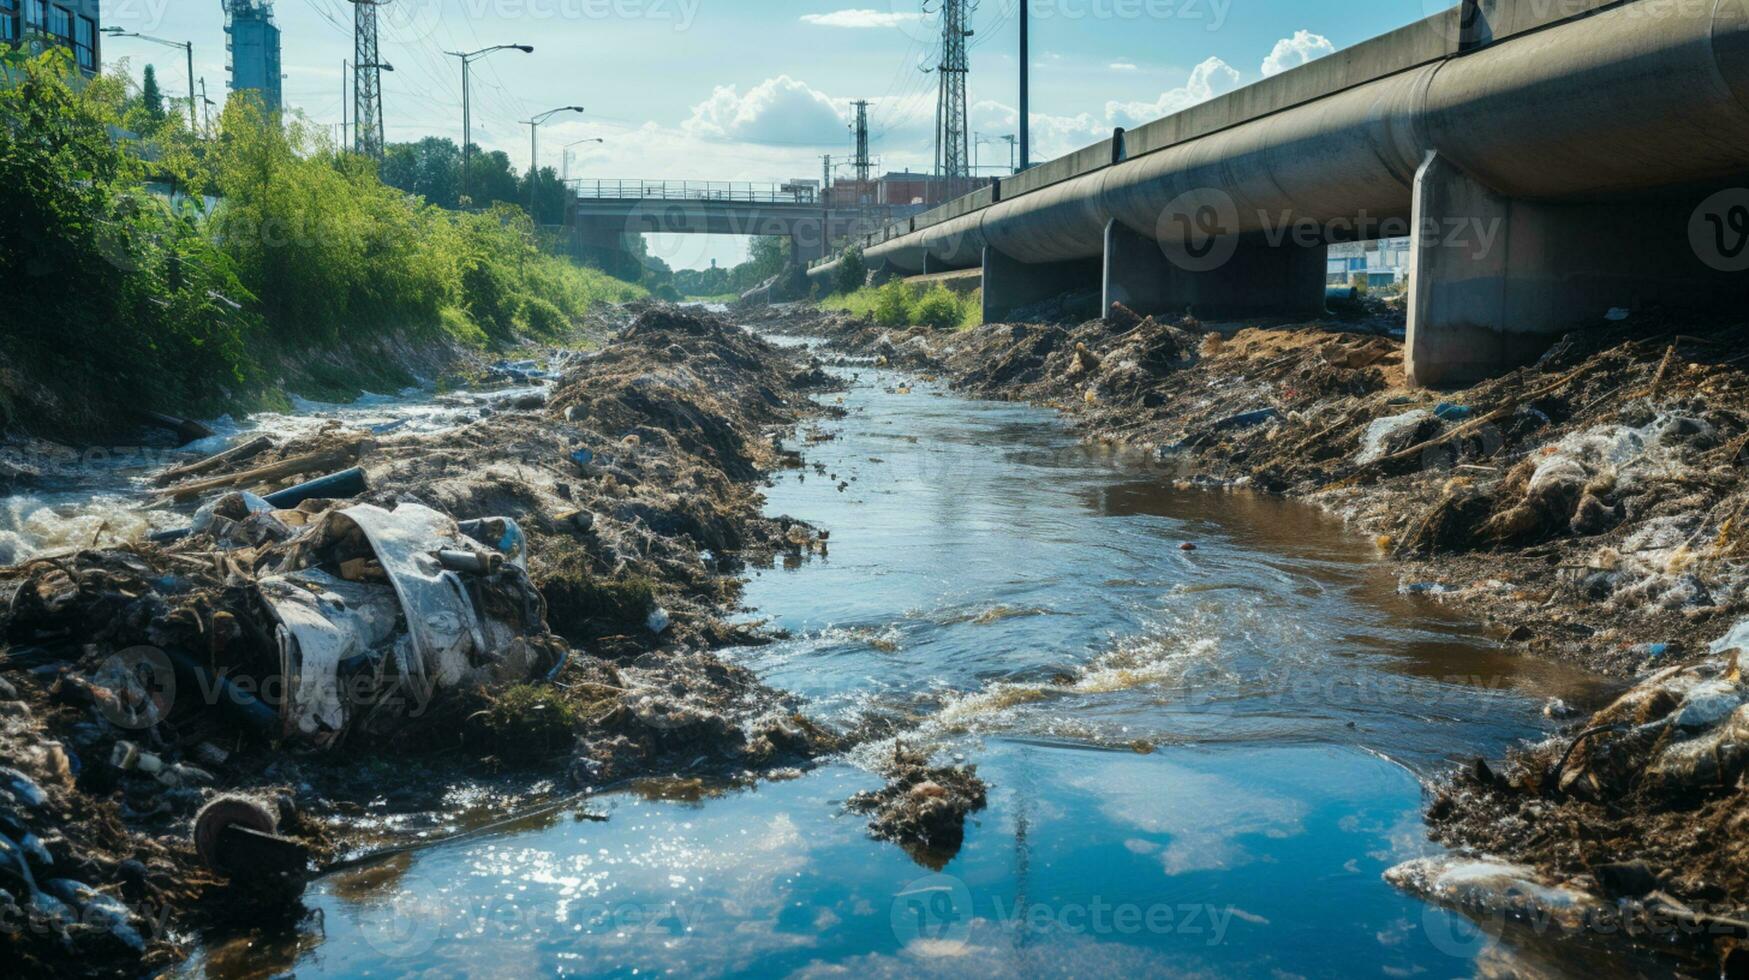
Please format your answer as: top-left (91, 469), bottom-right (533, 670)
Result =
top-left (809, 0), bottom-right (1749, 386)
top-left (568, 180), bottom-right (914, 285)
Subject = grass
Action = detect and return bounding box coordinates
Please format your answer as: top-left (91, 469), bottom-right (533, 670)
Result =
top-left (820, 280), bottom-right (982, 331)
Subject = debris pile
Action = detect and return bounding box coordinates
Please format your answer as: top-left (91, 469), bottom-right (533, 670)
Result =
top-left (0, 304), bottom-right (845, 973)
top-left (846, 742), bottom-right (987, 869)
top-left (1416, 638), bottom-right (1749, 970)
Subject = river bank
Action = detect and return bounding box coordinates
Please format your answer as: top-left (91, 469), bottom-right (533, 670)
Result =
top-left (0, 305), bottom-right (849, 975)
top-left (763, 300), bottom-right (1749, 970)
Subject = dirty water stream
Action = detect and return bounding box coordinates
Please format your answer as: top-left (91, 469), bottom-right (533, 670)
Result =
top-left (16, 332), bottom-right (1651, 977)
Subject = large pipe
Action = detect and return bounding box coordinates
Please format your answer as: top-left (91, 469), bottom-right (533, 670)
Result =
top-left (864, 0), bottom-right (1749, 272)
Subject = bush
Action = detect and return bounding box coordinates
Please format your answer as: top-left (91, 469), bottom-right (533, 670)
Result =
top-left (871, 280), bottom-right (913, 326)
top-left (0, 49), bottom-right (259, 437)
top-left (911, 285), bottom-right (964, 331)
top-left (521, 296), bottom-right (569, 337)
top-left (835, 246), bottom-right (868, 295)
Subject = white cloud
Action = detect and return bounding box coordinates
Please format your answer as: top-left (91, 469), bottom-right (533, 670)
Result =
top-left (799, 9), bottom-right (927, 29)
top-left (1109, 62), bottom-right (1138, 71)
top-left (1261, 29), bottom-right (1336, 78)
top-left (1104, 56), bottom-right (1241, 130)
top-left (682, 75), bottom-right (846, 146)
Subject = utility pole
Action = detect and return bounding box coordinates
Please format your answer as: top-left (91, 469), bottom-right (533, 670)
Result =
top-left (341, 58), bottom-right (349, 150)
top-left (1001, 133), bottom-right (1018, 173)
top-left (1018, 0), bottom-right (1029, 171)
top-left (930, 0), bottom-right (973, 193)
top-left (445, 43), bottom-right (535, 205)
top-left (200, 78), bottom-right (215, 134)
top-left (851, 99), bottom-right (873, 184)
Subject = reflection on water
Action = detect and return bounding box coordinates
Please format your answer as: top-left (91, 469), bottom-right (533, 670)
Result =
top-left (180, 348), bottom-right (1640, 977)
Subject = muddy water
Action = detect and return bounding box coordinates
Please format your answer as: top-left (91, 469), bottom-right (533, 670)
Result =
top-left (179, 347), bottom-right (1627, 977)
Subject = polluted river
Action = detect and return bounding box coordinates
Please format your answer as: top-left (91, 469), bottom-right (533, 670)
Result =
top-left (95, 324), bottom-right (1662, 978)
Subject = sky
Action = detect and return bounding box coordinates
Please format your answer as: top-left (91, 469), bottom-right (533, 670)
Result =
top-left (103, 0), bottom-right (1439, 269)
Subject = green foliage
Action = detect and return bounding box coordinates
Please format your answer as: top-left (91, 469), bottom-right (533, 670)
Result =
top-left (821, 279), bottom-right (982, 332)
top-left (911, 285), bottom-right (964, 331)
top-left (834, 246), bottom-right (868, 295)
top-left (0, 50), bottom-right (259, 436)
top-left (468, 683), bottom-right (581, 763)
top-left (0, 53), bottom-right (644, 439)
top-left (871, 279), bottom-right (913, 326)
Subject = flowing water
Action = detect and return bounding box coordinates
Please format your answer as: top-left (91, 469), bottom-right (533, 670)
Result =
top-left (148, 338), bottom-right (1631, 976)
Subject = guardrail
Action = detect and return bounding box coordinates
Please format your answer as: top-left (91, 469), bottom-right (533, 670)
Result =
top-left (570, 179), bottom-right (820, 205)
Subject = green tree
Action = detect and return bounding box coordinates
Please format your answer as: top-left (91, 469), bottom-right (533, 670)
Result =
top-left (140, 64), bottom-right (166, 122)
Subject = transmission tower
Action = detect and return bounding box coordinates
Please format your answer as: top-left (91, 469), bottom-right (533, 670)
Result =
top-left (851, 100), bottom-right (873, 184)
top-left (930, 0), bottom-right (973, 185)
top-left (349, 1), bottom-right (386, 158)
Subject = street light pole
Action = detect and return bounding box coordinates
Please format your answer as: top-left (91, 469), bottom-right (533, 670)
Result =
top-left (1019, 0), bottom-right (1030, 171)
top-left (102, 28), bottom-right (198, 134)
top-left (562, 137), bottom-right (604, 184)
top-left (443, 44), bottom-right (535, 205)
top-left (522, 105), bottom-right (586, 220)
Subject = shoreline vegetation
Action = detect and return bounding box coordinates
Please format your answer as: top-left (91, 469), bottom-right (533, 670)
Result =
top-left (0, 51), bottom-right (644, 443)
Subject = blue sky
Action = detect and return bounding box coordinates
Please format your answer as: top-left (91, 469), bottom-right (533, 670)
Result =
top-left (104, 0), bottom-right (1437, 267)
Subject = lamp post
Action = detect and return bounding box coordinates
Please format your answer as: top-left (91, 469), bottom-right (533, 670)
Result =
top-left (1018, 0), bottom-right (1030, 171)
top-left (443, 44), bottom-right (535, 204)
top-left (102, 27), bottom-right (197, 134)
top-left (522, 105), bottom-right (586, 220)
top-left (561, 137), bottom-right (605, 184)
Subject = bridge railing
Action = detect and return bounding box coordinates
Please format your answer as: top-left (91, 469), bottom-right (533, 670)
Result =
top-left (571, 179), bottom-right (820, 205)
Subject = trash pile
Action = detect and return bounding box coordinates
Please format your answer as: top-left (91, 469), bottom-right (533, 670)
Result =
top-left (1416, 631), bottom-right (1749, 972)
top-left (799, 302), bottom-right (1749, 676)
top-left (845, 742), bottom-right (987, 870)
top-left (0, 304), bottom-right (846, 973)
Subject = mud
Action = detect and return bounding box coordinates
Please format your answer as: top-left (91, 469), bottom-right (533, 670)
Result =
top-left (0, 305), bottom-right (847, 976)
top-left (759, 299), bottom-right (1749, 966)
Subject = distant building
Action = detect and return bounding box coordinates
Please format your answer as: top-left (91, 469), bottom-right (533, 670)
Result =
top-left (225, 0), bottom-right (282, 114)
top-left (1328, 237), bottom-right (1411, 287)
top-left (4, 0), bottom-right (102, 74)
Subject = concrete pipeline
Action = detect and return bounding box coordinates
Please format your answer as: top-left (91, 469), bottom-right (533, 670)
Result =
top-left (813, 0), bottom-right (1749, 385)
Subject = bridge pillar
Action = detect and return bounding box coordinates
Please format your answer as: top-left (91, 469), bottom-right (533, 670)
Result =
top-left (982, 247), bottom-right (1102, 323)
top-left (1102, 219), bottom-right (1326, 320)
top-left (1407, 151), bottom-right (1747, 387)
top-left (575, 216), bottom-right (639, 280)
